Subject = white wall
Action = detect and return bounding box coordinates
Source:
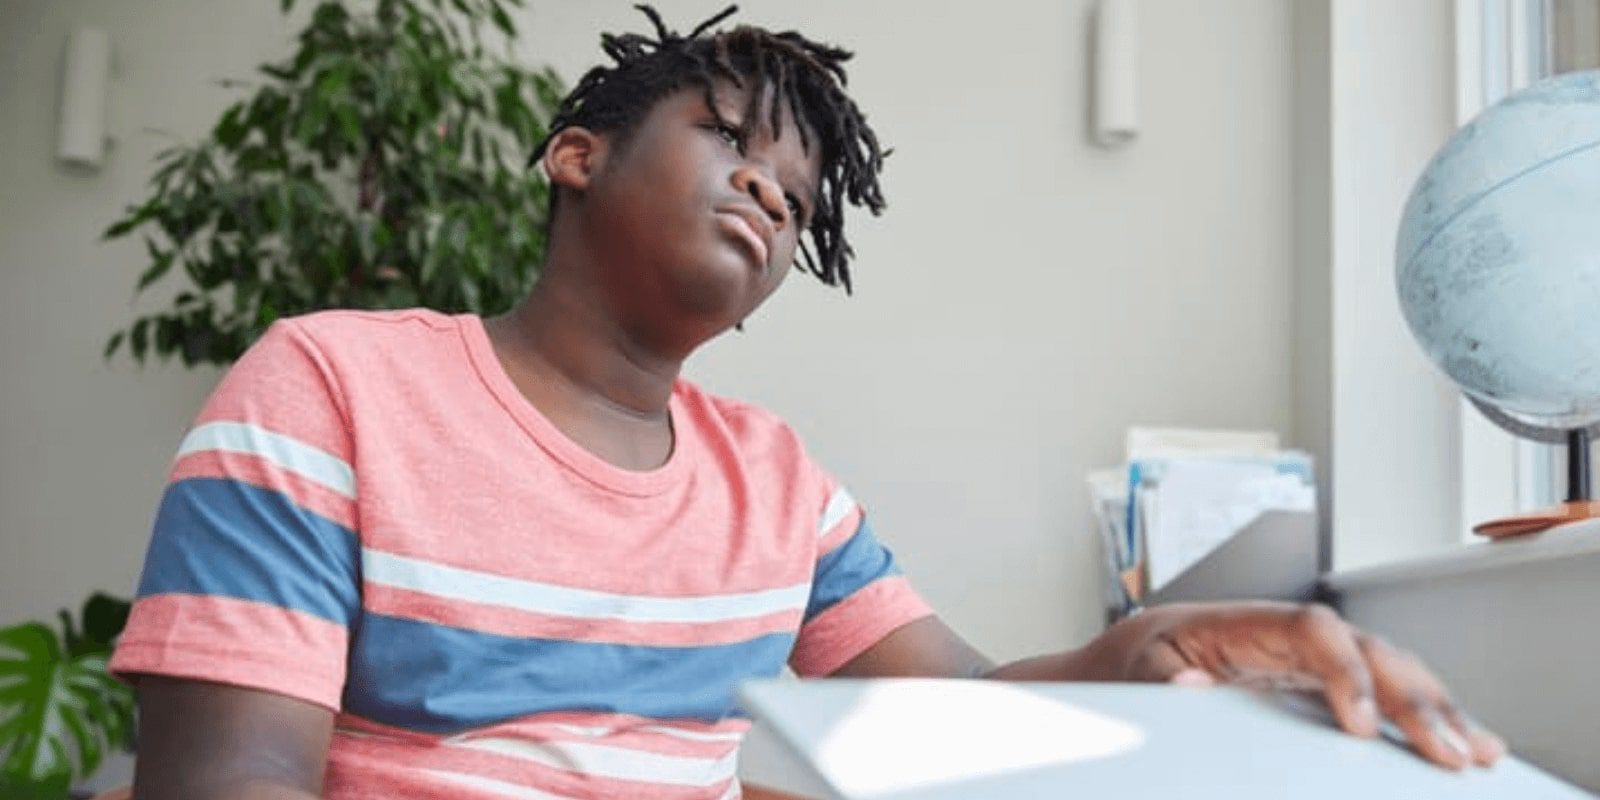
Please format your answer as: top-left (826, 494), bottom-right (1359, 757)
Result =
top-left (0, 0), bottom-right (296, 624)
top-left (0, 0), bottom-right (1296, 663)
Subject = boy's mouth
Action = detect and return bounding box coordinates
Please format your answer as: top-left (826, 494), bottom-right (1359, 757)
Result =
top-left (714, 208), bottom-right (772, 269)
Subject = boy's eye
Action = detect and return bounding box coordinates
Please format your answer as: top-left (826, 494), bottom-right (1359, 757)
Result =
top-left (785, 194), bottom-right (805, 222)
top-left (711, 123), bottom-right (745, 152)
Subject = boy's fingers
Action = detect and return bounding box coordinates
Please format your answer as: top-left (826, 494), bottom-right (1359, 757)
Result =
top-left (1113, 603), bottom-right (1502, 770)
top-left (1360, 635), bottom-right (1471, 770)
top-left (1398, 701), bottom-right (1472, 770)
top-left (1444, 706), bottom-right (1507, 767)
top-left (1284, 604), bottom-right (1379, 739)
top-left (1125, 632), bottom-right (1195, 682)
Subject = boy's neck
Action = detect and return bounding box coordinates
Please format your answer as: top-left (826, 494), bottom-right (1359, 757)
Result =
top-left (487, 275), bottom-right (682, 421)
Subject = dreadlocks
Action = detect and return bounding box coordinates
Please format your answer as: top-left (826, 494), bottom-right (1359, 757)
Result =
top-left (529, 4), bottom-right (887, 294)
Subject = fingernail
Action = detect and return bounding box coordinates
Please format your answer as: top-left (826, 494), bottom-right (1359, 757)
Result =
top-left (1435, 718), bottom-right (1471, 760)
top-left (1462, 716), bottom-right (1508, 762)
top-left (1353, 696), bottom-right (1379, 736)
top-left (1170, 668), bottom-right (1215, 687)
top-left (1485, 735), bottom-right (1507, 762)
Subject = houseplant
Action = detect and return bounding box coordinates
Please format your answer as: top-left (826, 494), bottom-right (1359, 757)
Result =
top-left (0, 594), bottom-right (134, 800)
top-left (102, 0), bottom-right (562, 366)
top-left (6, 0), bottom-right (562, 796)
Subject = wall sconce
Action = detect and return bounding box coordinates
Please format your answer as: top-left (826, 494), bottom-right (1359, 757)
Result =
top-left (1092, 0), bottom-right (1138, 148)
top-left (57, 27), bottom-right (112, 169)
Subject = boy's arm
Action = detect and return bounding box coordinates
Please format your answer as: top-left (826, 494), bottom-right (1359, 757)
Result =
top-left (827, 616), bottom-right (998, 680)
top-left (132, 676), bottom-right (333, 799)
top-left (824, 615), bottom-right (1097, 682)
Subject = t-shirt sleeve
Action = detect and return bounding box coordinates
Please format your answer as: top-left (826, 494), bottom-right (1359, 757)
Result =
top-left (788, 482), bottom-right (935, 678)
top-left (109, 319), bottom-right (360, 711)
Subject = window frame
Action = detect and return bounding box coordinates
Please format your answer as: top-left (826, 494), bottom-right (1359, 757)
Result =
top-left (1454, 0), bottom-right (1563, 543)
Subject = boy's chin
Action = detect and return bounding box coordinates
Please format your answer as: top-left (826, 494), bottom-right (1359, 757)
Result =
top-left (659, 271), bottom-right (765, 327)
top-left (634, 296), bottom-right (750, 350)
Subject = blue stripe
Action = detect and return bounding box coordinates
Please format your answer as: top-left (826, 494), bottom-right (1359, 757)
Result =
top-left (136, 478), bottom-right (360, 627)
top-left (343, 613), bottom-right (794, 732)
top-left (804, 518), bottom-right (903, 623)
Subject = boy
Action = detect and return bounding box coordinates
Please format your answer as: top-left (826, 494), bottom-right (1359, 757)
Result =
top-left (111, 6), bottom-right (1503, 799)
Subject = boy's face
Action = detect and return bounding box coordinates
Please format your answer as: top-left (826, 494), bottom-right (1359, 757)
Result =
top-left (573, 79), bottom-right (823, 350)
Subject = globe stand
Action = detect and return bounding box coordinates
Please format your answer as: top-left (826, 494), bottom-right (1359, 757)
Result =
top-left (1469, 397), bottom-right (1600, 539)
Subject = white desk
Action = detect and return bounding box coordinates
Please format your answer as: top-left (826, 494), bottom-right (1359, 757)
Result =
top-left (739, 679), bottom-right (1589, 799)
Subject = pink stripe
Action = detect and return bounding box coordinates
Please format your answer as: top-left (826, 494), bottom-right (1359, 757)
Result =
top-left (340, 710), bottom-right (749, 742)
top-left (110, 593), bottom-right (348, 711)
top-left (335, 712), bottom-right (743, 760)
top-left (788, 575), bottom-right (935, 677)
top-left (329, 727), bottom-right (737, 800)
top-left (171, 449), bottom-right (357, 530)
top-left (364, 584), bottom-right (802, 648)
top-left (322, 751), bottom-right (458, 800)
top-left (461, 722), bottom-right (739, 760)
top-left (193, 323), bottom-right (351, 460)
top-left (336, 716), bottom-right (736, 764)
top-left (818, 504), bottom-right (863, 552)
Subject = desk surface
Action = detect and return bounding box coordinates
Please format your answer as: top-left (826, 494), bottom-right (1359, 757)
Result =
top-left (739, 679), bottom-right (1590, 800)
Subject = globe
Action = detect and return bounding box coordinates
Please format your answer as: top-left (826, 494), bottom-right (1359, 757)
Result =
top-left (1397, 69), bottom-right (1600, 433)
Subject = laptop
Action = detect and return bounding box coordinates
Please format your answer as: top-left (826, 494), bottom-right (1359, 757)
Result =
top-left (736, 678), bottom-right (1590, 799)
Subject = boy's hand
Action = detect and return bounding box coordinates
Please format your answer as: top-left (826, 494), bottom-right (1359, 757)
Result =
top-left (1076, 601), bottom-right (1506, 770)
top-left (835, 600), bottom-right (1505, 771)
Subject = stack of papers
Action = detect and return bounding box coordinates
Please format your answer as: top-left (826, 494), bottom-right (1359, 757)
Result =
top-left (1088, 427), bottom-right (1316, 619)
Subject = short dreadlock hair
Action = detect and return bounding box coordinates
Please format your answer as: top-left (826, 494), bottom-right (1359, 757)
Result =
top-left (529, 4), bottom-right (887, 293)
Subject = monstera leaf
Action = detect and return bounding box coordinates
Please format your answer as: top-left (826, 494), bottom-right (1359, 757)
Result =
top-left (0, 595), bottom-right (135, 800)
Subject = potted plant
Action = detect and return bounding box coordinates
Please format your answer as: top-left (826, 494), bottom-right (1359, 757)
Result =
top-left (3, 1), bottom-right (562, 796)
top-left (0, 595), bottom-right (134, 800)
top-left (102, 0), bottom-right (562, 366)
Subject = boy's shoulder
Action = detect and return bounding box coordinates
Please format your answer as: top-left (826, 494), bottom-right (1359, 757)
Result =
top-left (674, 379), bottom-right (815, 465)
top-left (259, 307), bottom-right (469, 367)
top-left (281, 307), bottom-right (460, 343)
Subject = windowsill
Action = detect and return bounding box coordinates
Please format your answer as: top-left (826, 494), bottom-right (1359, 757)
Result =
top-left (1323, 517), bottom-right (1600, 593)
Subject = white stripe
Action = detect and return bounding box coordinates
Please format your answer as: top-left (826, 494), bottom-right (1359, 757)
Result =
top-left (444, 736), bottom-right (738, 788)
top-left (639, 724), bottom-right (748, 744)
top-left (420, 769), bottom-right (581, 800)
top-left (817, 487), bottom-right (856, 536)
top-left (548, 722), bottom-right (748, 744)
top-left (177, 421), bottom-right (356, 499)
top-left (363, 549), bottom-right (810, 624)
top-left (350, 720), bottom-right (744, 746)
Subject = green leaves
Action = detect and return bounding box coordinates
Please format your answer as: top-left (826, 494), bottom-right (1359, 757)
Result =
top-left (488, 2), bottom-right (514, 38)
top-left (213, 103), bottom-right (249, 149)
top-left (104, 0), bottom-right (554, 367)
top-left (55, 595), bottom-right (129, 662)
top-left (0, 595), bottom-right (135, 800)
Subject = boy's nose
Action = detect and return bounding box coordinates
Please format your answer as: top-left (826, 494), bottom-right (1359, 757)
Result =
top-left (732, 167), bottom-right (789, 229)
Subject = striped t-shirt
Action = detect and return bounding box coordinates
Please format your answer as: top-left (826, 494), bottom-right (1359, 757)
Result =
top-left (110, 309), bottom-right (933, 799)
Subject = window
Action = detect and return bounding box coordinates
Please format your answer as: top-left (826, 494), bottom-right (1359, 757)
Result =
top-left (1552, 0), bottom-right (1600, 73)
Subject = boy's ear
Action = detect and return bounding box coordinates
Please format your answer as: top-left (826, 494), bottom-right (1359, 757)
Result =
top-left (541, 127), bottom-right (607, 194)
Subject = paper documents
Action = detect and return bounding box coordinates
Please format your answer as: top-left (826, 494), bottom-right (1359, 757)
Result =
top-left (1144, 458), bottom-right (1314, 591)
top-left (1087, 427), bottom-right (1316, 618)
